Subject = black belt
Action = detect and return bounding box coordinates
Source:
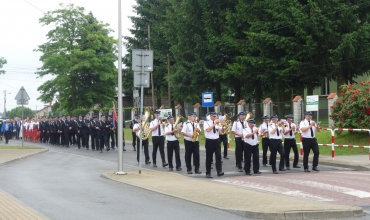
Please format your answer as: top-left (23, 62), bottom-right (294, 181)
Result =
top-left (302, 137), bottom-right (315, 139)
top-left (206, 138), bottom-right (219, 141)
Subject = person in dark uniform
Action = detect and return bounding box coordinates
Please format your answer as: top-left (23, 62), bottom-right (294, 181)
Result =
top-left (15, 118), bottom-right (22, 140)
top-left (60, 116), bottom-right (66, 146)
top-left (71, 116), bottom-right (77, 145)
top-left (133, 116), bottom-right (150, 164)
top-left (91, 116), bottom-right (99, 151)
top-left (82, 113), bottom-right (91, 150)
top-left (258, 115), bottom-right (270, 167)
top-left (268, 115), bottom-right (286, 174)
top-left (39, 117), bottom-right (45, 143)
top-left (243, 118), bottom-right (261, 175)
top-left (130, 115), bottom-right (139, 151)
top-left (300, 111), bottom-right (321, 172)
top-left (49, 117), bottom-right (57, 145)
top-left (165, 116), bottom-right (182, 171)
top-left (55, 116), bottom-right (62, 146)
top-left (98, 115), bottom-right (109, 152)
top-left (76, 115), bottom-right (83, 149)
top-left (63, 115), bottom-right (72, 148)
top-left (149, 111), bottom-right (168, 168)
top-left (232, 112), bottom-right (246, 172)
top-left (107, 115), bottom-right (115, 150)
top-left (283, 115), bottom-right (300, 170)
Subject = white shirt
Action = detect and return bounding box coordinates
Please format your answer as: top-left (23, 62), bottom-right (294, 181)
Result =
top-left (181, 120), bottom-right (201, 141)
top-left (232, 120), bottom-right (245, 138)
top-left (283, 122), bottom-right (297, 139)
top-left (133, 123), bottom-right (141, 136)
top-left (258, 122), bottom-right (269, 138)
top-left (243, 126), bottom-right (258, 145)
top-left (203, 120), bottom-right (221, 139)
top-left (268, 123), bottom-right (283, 140)
top-left (150, 119), bottom-right (165, 137)
top-left (299, 119), bottom-right (317, 138)
top-left (165, 123), bottom-right (177, 141)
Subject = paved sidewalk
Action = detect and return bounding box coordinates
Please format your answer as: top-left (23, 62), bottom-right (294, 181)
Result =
top-left (103, 171), bottom-right (363, 219)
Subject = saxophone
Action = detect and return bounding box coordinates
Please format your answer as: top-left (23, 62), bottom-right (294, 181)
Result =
top-left (220, 113), bottom-right (232, 135)
top-left (191, 119), bottom-right (200, 142)
top-left (137, 108), bottom-right (154, 140)
top-left (174, 114), bottom-right (183, 139)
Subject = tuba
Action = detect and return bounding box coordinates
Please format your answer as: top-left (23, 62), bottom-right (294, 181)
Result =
top-left (220, 113), bottom-right (232, 135)
top-left (137, 107), bottom-right (154, 140)
top-left (173, 114), bottom-right (183, 139)
top-left (191, 119), bottom-right (200, 142)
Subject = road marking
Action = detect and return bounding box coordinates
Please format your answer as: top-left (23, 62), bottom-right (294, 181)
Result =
top-left (332, 171), bottom-right (370, 176)
top-left (48, 150), bottom-right (156, 172)
top-left (214, 179), bottom-right (334, 202)
top-left (259, 176), bottom-right (370, 198)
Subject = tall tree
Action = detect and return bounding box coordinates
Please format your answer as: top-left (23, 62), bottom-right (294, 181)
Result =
top-left (35, 4), bottom-right (117, 111)
top-left (7, 106), bottom-right (35, 119)
top-left (0, 57), bottom-right (6, 74)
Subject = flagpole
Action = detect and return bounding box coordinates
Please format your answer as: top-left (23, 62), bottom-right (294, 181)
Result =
top-left (116, 0), bottom-right (126, 175)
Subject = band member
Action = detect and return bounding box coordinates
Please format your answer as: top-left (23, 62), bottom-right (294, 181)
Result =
top-left (133, 116), bottom-right (150, 163)
top-left (71, 116), bottom-right (77, 145)
top-left (181, 112), bottom-right (202, 175)
top-left (165, 116), bottom-right (182, 171)
top-left (203, 112), bottom-right (224, 178)
top-left (283, 115), bottom-right (300, 169)
top-left (300, 111), bottom-right (320, 172)
top-left (232, 112), bottom-right (246, 172)
top-left (55, 116), bottom-right (63, 146)
top-left (82, 113), bottom-right (91, 150)
top-left (130, 114), bottom-right (139, 151)
top-left (107, 115), bottom-right (115, 150)
top-left (63, 115), bottom-right (72, 148)
top-left (243, 118), bottom-right (261, 175)
top-left (91, 116), bottom-right (99, 151)
top-left (1, 119), bottom-right (13, 144)
top-left (98, 115), bottom-right (108, 153)
top-left (259, 115), bottom-right (270, 167)
top-left (268, 115), bottom-right (286, 174)
top-left (49, 117), bottom-right (57, 145)
top-left (15, 118), bottom-right (22, 140)
top-left (218, 113), bottom-right (229, 159)
top-left (39, 117), bottom-right (46, 143)
top-left (149, 111), bottom-right (168, 168)
top-left (76, 115), bottom-right (83, 148)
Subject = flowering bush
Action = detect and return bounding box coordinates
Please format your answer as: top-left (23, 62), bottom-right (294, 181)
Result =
top-left (330, 80), bottom-right (370, 128)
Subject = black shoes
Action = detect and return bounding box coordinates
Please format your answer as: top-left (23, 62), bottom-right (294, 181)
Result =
top-left (293, 165), bottom-right (301, 168)
top-left (195, 170), bottom-right (202, 174)
top-left (187, 171), bottom-right (193, 174)
top-left (273, 171), bottom-right (278, 174)
top-left (163, 163), bottom-right (168, 167)
top-left (145, 161), bottom-right (151, 164)
top-left (206, 174), bottom-right (213, 178)
top-left (286, 166), bottom-right (290, 170)
top-left (238, 168), bottom-right (243, 172)
top-left (176, 167), bottom-right (182, 171)
top-left (107, 148), bottom-right (110, 151)
top-left (217, 172), bottom-right (224, 177)
top-left (312, 167), bottom-right (320, 171)
top-left (254, 171), bottom-right (262, 174)
top-left (133, 146), bottom-right (136, 151)
top-left (279, 169), bottom-right (286, 171)
top-left (304, 169), bottom-right (311, 172)
top-left (245, 172), bottom-right (252, 176)
top-left (223, 156), bottom-right (229, 159)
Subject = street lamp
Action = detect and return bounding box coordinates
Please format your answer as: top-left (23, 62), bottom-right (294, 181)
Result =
top-left (3, 90), bottom-right (11, 118)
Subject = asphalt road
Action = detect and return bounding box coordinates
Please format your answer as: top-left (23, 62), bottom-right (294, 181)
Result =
top-left (1, 139), bottom-right (369, 220)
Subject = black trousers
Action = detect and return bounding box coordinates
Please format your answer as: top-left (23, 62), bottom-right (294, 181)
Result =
top-left (302, 138), bottom-right (319, 169)
top-left (91, 134), bottom-right (97, 150)
top-left (205, 139), bottom-right (222, 175)
top-left (137, 138), bottom-right (150, 163)
top-left (16, 128), bottom-right (20, 139)
top-left (4, 131), bottom-right (11, 143)
top-left (56, 133), bottom-right (61, 145)
top-left (284, 138), bottom-right (299, 167)
top-left (107, 132), bottom-right (115, 148)
top-left (72, 133), bottom-right (76, 145)
top-left (262, 138), bottom-right (270, 165)
top-left (132, 132), bottom-right (137, 147)
top-left (76, 133), bottom-right (83, 148)
top-left (60, 132), bottom-right (65, 145)
top-left (152, 136), bottom-right (166, 164)
top-left (84, 133), bottom-right (90, 149)
top-left (235, 137), bottom-right (244, 169)
top-left (219, 134), bottom-right (228, 157)
top-left (184, 140), bottom-right (200, 172)
top-left (50, 133), bottom-right (56, 145)
top-left (64, 132), bottom-right (69, 146)
top-left (44, 132), bottom-right (49, 143)
top-left (167, 140), bottom-right (181, 169)
top-left (244, 143), bottom-right (260, 173)
top-left (269, 139), bottom-right (285, 172)
top-left (99, 134), bottom-right (108, 151)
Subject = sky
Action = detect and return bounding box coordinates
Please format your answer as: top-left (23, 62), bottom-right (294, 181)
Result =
top-left (0, 0), bottom-right (136, 113)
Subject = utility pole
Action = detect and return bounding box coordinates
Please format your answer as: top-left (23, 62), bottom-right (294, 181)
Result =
top-left (148, 25), bottom-right (155, 110)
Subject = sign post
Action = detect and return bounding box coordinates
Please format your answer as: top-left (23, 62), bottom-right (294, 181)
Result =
top-left (202, 92), bottom-right (214, 114)
top-left (132, 49), bottom-right (153, 174)
top-left (14, 86), bottom-right (30, 147)
top-left (306, 95), bottom-right (319, 122)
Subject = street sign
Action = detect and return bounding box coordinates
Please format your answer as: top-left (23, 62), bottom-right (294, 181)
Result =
top-left (131, 49), bottom-right (154, 72)
top-left (202, 92), bottom-right (214, 107)
top-left (133, 72), bottom-right (150, 88)
top-left (15, 86), bottom-right (30, 105)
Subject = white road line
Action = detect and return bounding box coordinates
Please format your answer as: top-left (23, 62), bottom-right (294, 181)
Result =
top-left (259, 176), bottom-right (370, 198)
top-left (332, 172), bottom-right (370, 176)
top-left (48, 150), bottom-right (156, 172)
top-left (214, 179), bottom-right (333, 202)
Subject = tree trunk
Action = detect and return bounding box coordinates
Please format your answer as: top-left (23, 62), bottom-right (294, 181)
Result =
top-left (336, 69), bottom-right (346, 92)
top-left (276, 81), bottom-right (284, 119)
top-left (254, 80), bottom-right (262, 119)
top-left (156, 85), bottom-right (161, 109)
top-left (234, 80), bottom-right (241, 119)
top-left (71, 75), bottom-right (77, 109)
top-left (216, 82), bottom-right (221, 102)
top-left (306, 82), bottom-right (314, 96)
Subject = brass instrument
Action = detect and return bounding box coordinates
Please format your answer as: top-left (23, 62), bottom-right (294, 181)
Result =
top-left (316, 121), bottom-right (321, 130)
top-left (191, 119), bottom-right (200, 142)
top-left (173, 114), bottom-right (183, 139)
top-left (242, 112), bottom-right (254, 141)
top-left (220, 113), bottom-right (232, 135)
top-left (137, 108), bottom-right (154, 140)
top-left (160, 118), bottom-right (167, 124)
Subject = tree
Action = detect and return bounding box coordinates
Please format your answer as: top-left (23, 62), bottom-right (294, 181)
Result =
top-left (0, 57), bottom-right (6, 74)
top-left (7, 106), bottom-right (35, 119)
top-left (35, 4), bottom-right (117, 111)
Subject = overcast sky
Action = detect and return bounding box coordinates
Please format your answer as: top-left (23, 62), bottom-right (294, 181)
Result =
top-left (0, 0), bottom-right (136, 112)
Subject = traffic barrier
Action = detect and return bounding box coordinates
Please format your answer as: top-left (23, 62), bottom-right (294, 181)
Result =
top-left (333, 128), bottom-right (370, 160)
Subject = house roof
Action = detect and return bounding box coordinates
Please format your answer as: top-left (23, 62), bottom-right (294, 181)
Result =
top-left (237, 99), bottom-right (245, 105)
top-left (292, 96), bottom-right (302, 102)
top-left (327, 93), bottom-right (337, 99)
top-left (263, 98), bottom-right (271, 104)
top-left (193, 103), bottom-right (201, 108)
top-left (214, 101), bottom-right (221, 106)
top-left (175, 104), bottom-right (181, 109)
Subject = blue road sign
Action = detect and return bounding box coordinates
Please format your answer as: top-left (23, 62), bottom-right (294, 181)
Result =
top-left (202, 92), bottom-right (214, 107)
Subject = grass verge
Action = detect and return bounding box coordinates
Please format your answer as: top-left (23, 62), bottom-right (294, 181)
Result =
top-left (0, 145), bottom-right (42, 149)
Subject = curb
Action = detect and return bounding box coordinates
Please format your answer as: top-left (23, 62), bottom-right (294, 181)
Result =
top-left (0, 148), bottom-right (49, 166)
top-left (101, 172), bottom-right (364, 219)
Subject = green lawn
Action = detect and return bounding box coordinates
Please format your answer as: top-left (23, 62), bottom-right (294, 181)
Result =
top-left (0, 145), bottom-right (42, 149)
top-left (123, 128), bottom-right (369, 155)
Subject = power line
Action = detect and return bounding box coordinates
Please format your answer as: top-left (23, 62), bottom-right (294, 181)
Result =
top-left (23, 0), bottom-right (45, 14)
top-left (267, 0), bottom-right (370, 33)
